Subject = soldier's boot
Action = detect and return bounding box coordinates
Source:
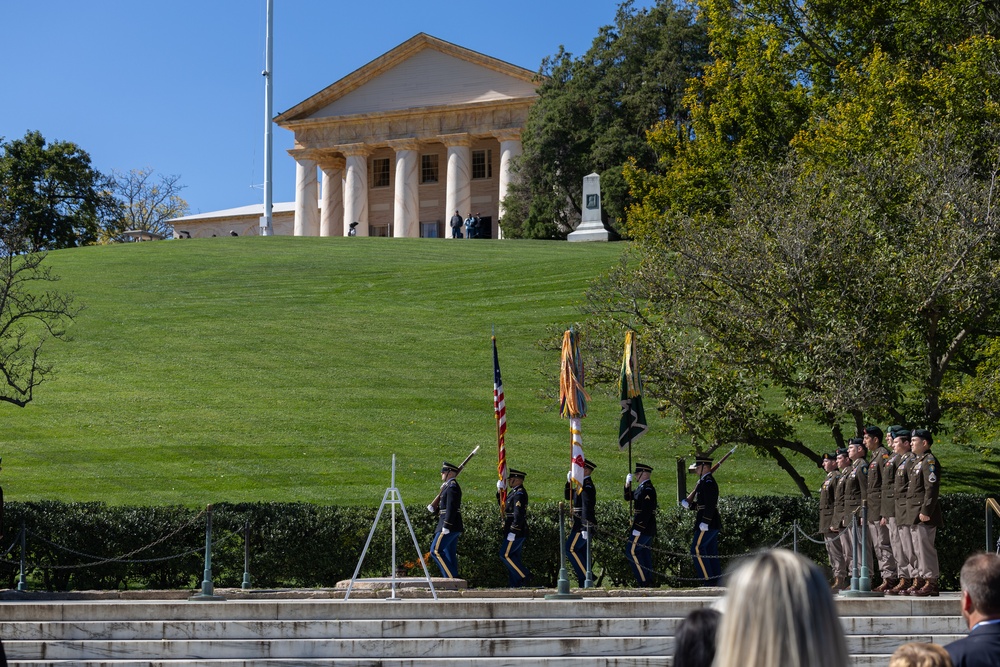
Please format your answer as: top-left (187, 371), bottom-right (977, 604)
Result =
top-left (886, 577), bottom-right (909, 596)
top-left (874, 578), bottom-right (897, 593)
top-left (913, 579), bottom-right (939, 597)
top-left (829, 577), bottom-right (842, 592)
top-left (901, 577), bottom-right (925, 596)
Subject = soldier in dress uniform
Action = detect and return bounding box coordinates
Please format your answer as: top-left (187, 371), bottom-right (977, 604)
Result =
top-left (429, 461), bottom-right (463, 579)
top-left (683, 455), bottom-right (722, 586)
top-left (832, 447), bottom-right (851, 589)
top-left (498, 469), bottom-right (530, 587)
top-left (879, 426), bottom-right (906, 592)
top-left (864, 425), bottom-right (897, 591)
top-left (819, 452), bottom-right (847, 589)
top-left (564, 459), bottom-right (597, 587)
top-left (624, 462), bottom-right (657, 587)
top-left (887, 429), bottom-right (917, 595)
top-left (902, 429), bottom-right (942, 596)
top-left (842, 437), bottom-right (874, 585)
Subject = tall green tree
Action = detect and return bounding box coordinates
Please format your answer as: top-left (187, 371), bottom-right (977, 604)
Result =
top-left (0, 131), bottom-right (115, 250)
top-left (501, 0), bottom-right (709, 239)
top-left (583, 0), bottom-right (1000, 492)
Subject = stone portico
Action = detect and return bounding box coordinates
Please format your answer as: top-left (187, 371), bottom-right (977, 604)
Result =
top-left (275, 33), bottom-right (538, 239)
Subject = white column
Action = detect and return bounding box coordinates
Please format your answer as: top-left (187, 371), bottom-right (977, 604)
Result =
top-left (494, 130), bottom-right (522, 241)
top-left (342, 145), bottom-right (370, 236)
top-left (319, 157), bottom-right (345, 237)
top-left (389, 140), bottom-right (420, 238)
top-left (441, 133), bottom-right (472, 227)
top-left (293, 155), bottom-right (319, 237)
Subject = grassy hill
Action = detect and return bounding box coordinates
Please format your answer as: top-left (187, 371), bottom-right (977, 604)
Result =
top-left (1, 236), bottom-right (994, 507)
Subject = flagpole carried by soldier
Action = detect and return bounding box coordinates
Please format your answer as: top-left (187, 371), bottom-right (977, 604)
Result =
top-left (559, 328), bottom-right (594, 587)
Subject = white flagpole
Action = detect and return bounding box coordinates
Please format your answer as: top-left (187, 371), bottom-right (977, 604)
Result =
top-left (260, 0), bottom-right (274, 236)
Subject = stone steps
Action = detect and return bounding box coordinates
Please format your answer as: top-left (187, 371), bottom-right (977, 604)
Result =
top-left (0, 594), bottom-right (967, 667)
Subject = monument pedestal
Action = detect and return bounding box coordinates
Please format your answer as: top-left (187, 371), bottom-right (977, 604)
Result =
top-left (568, 172), bottom-right (610, 242)
top-left (568, 221), bottom-right (610, 242)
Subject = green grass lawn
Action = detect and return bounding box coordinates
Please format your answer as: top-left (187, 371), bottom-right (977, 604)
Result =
top-left (1, 236), bottom-right (995, 507)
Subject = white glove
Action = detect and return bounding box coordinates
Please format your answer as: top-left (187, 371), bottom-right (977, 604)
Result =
top-left (567, 470), bottom-right (572, 482)
top-left (442, 527), bottom-right (450, 535)
top-left (506, 532), bottom-right (516, 542)
top-left (632, 529), bottom-right (640, 537)
top-left (699, 522), bottom-right (709, 532)
top-left (497, 479), bottom-right (505, 491)
top-left (426, 504), bottom-right (436, 513)
top-left (625, 473), bottom-right (633, 486)
top-left (581, 530), bottom-right (588, 540)
top-left (680, 499), bottom-right (690, 510)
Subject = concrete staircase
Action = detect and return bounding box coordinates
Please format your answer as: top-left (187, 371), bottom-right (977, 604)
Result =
top-left (0, 593), bottom-right (967, 666)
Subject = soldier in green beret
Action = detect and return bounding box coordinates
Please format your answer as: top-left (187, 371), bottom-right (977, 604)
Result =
top-left (818, 452), bottom-right (846, 589)
top-left (888, 430), bottom-right (916, 595)
top-left (864, 426), bottom-right (898, 592)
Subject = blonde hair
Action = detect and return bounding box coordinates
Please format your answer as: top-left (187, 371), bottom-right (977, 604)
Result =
top-left (888, 643), bottom-right (953, 667)
top-left (713, 549), bottom-right (849, 667)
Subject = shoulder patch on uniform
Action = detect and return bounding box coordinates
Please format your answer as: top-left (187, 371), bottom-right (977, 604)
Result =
top-left (928, 474), bottom-right (937, 483)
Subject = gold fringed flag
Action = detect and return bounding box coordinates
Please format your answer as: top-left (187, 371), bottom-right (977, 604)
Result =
top-left (493, 336), bottom-right (508, 511)
top-left (618, 330), bottom-right (648, 450)
top-left (559, 329), bottom-right (590, 493)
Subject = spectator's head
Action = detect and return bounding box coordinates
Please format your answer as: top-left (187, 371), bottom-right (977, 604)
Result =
top-left (959, 552), bottom-right (1000, 627)
top-left (714, 549), bottom-right (848, 667)
top-left (672, 607), bottom-right (721, 667)
top-left (888, 642), bottom-right (953, 667)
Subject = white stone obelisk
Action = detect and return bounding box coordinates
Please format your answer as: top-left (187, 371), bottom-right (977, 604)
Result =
top-left (568, 172), bottom-right (610, 242)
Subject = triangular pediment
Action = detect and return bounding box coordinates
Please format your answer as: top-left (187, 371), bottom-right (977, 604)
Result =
top-left (276, 33), bottom-right (540, 124)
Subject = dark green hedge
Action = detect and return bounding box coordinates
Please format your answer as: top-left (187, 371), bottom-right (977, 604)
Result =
top-left (0, 495), bottom-right (990, 591)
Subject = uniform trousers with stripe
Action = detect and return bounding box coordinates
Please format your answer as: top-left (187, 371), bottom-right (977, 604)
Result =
top-left (691, 527), bottom-right (721, 586)
top-left (626, 533), bottom-right (654, 587)
top-left (430, 530), bottom-right (461, 579)
top-left (499, 536), bottom-right (529, 587)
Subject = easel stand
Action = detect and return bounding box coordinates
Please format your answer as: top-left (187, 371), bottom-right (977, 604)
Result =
top-left (345, 455), bottom-right (437, 601)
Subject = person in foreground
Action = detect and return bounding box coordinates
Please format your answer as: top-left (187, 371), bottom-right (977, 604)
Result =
top-left (713, 549), bottom-right (849, 667)
top-left (890, 642), bottom-right (953, 667)
top-left (672, 607), bottom-right (721, 667)
top-left (945, 552), bottom-right (1000, 667)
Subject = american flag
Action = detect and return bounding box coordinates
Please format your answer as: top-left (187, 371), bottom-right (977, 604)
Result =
top-left (493, 336), bottom-right (508, 510)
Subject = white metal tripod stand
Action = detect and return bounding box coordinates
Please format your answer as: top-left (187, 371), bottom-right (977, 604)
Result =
top-left (345, 455), bottom-right (437, 600)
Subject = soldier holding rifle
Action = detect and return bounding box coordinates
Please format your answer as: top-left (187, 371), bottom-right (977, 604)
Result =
top-left (427, 447), bottom-right (478, 580)
top-left (682, 453), bottom-right (726, 586)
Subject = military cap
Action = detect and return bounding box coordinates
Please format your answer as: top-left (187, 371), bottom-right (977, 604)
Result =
top-left (888, 425), bottom-right (903, 437)
top-left (441, 461), bottom-right (460, 473)
top-left (688, 454), bottom-right (713, 472)
top-left (911, 428), bottom-right (933, 445)
top-left (894, 429), bottom-right (911, 440)
top-left (835, 447), bottom-right (850, 458)
top-left (508, 468), bottom-right (527, 479)
top-left (818, 452), bottom-right (836, 467)
top-left (583, 459), bottom-right (598, 470)
top-left (864, 425), bottom-right (884, 440)
top-left (848, 437), bottom-right (864, 446)
top-left (634, 462), bottom-right (653, 473)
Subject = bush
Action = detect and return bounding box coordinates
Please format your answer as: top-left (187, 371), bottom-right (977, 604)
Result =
top-left (0, 494), bottom-right (991, 591)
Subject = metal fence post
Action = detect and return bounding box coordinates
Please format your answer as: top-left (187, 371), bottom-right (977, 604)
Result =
top-left (17, 521), bottom-right (27, 592)
top-left (190, 504), bottom-right (225, 601)
top-left (242, 518), bottom-right (251, 590)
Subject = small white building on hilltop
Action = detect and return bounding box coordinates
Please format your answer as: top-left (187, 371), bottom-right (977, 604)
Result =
top-left (170, 34), bottom-right (539, 240)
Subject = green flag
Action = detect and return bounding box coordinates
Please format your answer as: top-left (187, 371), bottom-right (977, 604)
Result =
top-left (619, 331), bottom-right (648, 450)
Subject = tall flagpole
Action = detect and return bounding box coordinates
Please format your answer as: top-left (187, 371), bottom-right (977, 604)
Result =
top-left (259, 0), bottom-right (274, 237)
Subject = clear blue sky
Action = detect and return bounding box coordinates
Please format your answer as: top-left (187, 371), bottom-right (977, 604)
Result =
top-left (2, 1), bottom-right (646, 216)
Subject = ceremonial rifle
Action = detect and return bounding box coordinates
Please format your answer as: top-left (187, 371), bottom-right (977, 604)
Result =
top-left (427, 445), bottom-right (480, 513)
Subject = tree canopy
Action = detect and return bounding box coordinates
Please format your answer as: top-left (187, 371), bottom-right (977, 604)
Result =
top-left (500, 0), bottom-right (709, 239)
top-left (0, 131), bottom-right (115, 250)
top-left (582, 0), bottom-right (1000, 492)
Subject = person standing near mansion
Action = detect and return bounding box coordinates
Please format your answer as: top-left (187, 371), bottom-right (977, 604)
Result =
top-left (449, 210), bottom-right (463, 238)
top-left (902, 428), bottom-right (942, 596)
top-left (818, 453), bottom-right (846, 590)
top-left (864, 425), bottom-right (897, 590)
